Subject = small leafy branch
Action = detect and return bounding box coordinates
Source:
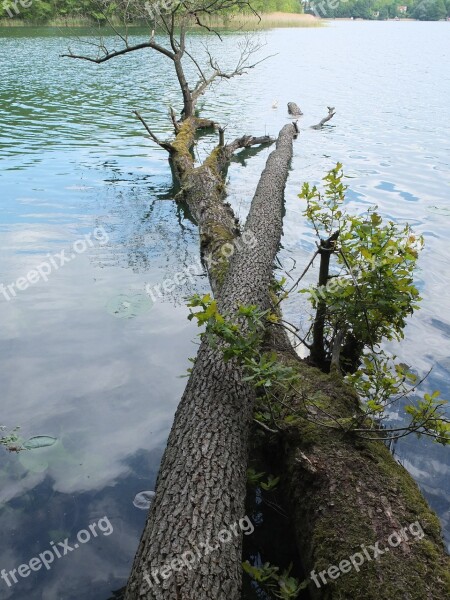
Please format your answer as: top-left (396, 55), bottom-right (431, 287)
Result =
top-left (187, 294), bottom-right (299, 391)
top-left (186, 289), bottom-right (449, 445)
top-left (298, 162), bottom-right (423, 372)
top-left (292, 164), bottom-right (449, 444)
top-left (187, 294), bottom-right (302, 434)
top-left (345, 352), bottom-right (450, 444)
top-left (242, 561), bottom-right (307, 600)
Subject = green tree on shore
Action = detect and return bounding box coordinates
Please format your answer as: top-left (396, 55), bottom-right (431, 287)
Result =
top-left (412, 0), bottom-right (447, 19)
top-left (0, 0), bottom-right (303, 22)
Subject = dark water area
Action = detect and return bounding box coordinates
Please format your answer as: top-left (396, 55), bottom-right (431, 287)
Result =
top-left (0, 21), bottom-right (449, 598)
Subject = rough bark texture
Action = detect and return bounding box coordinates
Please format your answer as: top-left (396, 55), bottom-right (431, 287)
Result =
top-left (258, 357), bottom-right (450, 599)
top-left (288, 102), bottom-right (303, 116)
top-left (310, 231), bottom-right (340, 369)
top-left (126, 114), bottom-right (450, 600)
top-left (169, 117), bottom-right (274, 295)
top-left (124, 124), bottom-right (297, 600)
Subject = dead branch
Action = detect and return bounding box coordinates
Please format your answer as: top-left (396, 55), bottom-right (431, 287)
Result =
top-left (61, 3), bottom-right (269, 119)
top-left (61, 40), bottom-right (175, 63)
top-left (192, 37), bottom-right (274, 103)
top-left (133, 111), bottom-right (173, 151)
top-left (218, 126), bottom-right (226, 147)
top-left (210, 132), bottom-right (275, 171)
top-left (225, 134), bottom-right (275, 154)
top-left (312, 106), bottom-right (336, 130)
top-left (192, 11), bottom-right (224, 41)
top-left (169, 107), bottom-right (180, 133)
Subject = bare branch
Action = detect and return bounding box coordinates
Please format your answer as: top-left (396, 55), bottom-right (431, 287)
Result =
top-left (253, 418), bottom-right (279, 434)
top-left (275, 249), bottom-right (320, 308)
top-left (218, 126), bottom-right (226, 147)
top-left (169, 107), bottom-right (181, 133)
top-left (133, 111), bottom-right (174, 151)
top-left (224, 133), bottom-right (275, 154)
top-left (191, 10), bottom-right (224, 41)
top-left (192, 38), bottom-right (274, 103)
top-left (61, 40), bottom-right (175, 63)
top-left (184, 47), bottom-right (208, 83)
top-left (312, 106), bottom-right (336, 130)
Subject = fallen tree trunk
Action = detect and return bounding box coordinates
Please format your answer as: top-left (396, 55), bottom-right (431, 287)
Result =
top-left (125, 124), bottom-right (297, 600)
top-left (126, 113), bottom-right (450, 600)
top-left (142, 114), bottom-right (275, 295)
top-left (61, 22), bottom-right (443, 600)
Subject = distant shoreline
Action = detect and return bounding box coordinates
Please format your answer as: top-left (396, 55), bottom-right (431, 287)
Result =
top-left (0, 12), bottom-right (321, 29)
top-left (0, 12), bottom-right (447, 29)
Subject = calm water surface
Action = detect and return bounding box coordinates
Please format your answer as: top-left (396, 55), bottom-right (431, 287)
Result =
top-left (0, 21), bottom-right (449, 599)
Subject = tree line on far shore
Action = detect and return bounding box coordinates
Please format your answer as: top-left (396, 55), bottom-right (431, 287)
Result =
top-left (0, 0), bottom-right (300, 23)
top-left (305, 0), bottom-right (450, 20)
top-left (1, 0), bottom-right (448, 23)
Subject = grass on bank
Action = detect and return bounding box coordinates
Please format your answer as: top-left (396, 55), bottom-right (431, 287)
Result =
top-left (0, 12), bottom-right (322, 29)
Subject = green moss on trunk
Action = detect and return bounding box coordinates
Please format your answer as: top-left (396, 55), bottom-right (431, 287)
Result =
top-left (276, 359), bottom-right (450, 599)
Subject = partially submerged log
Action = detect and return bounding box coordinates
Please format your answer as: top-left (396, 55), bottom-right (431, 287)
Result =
top-left (125, 124), bottom-right (297, 600)
top-left (288, 101), bottom-right (303, 116)
top-left (126, 110), bottom-right (450, 600)
top-left (138, 113), bottom-right (275, 296)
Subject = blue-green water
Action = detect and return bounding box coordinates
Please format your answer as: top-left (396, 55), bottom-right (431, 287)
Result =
top-left (0, 21), bottom-right (449, 599)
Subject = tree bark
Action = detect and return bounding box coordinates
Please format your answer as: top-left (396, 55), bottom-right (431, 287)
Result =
top-left (288, 102), bottom-right (303, 116)
top-left (124, 125), bottom-right (297, 600)
top-left (126, 115), bottom-right (450, 600)
top-left (274, 364), bottom-right (450, 599)
top-left (167, 117), bottom-right (274, 295)
top-left (310, 231), bottom-right (339, 369)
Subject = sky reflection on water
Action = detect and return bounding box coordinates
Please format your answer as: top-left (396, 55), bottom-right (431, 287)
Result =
top-left (0, 21), bottom-right (449, 598)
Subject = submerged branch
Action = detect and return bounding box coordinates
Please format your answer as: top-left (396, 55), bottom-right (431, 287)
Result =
top-left (312, 106), bottom-right (336, 130)
top-left (224, 133), bottom-right (274, 156)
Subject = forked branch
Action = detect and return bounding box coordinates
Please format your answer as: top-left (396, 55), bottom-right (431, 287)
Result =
top-left (312, 106), bottom-right (336, 130)
top-left (192, 37), bottom-right (274, 103)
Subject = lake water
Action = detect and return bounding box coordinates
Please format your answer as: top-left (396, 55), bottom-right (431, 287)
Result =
top-left (0, 20), bottom-right (449, 599)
